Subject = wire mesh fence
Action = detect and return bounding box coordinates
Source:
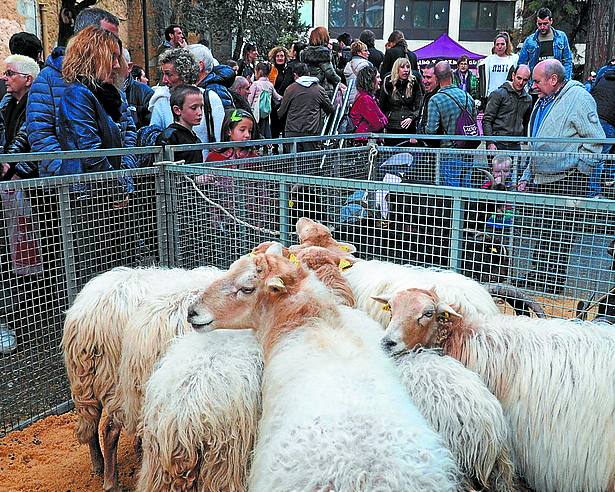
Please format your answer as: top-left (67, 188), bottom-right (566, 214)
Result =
top-left (1, 136), bottom-right (614, 436)
top-left (0, 167), bottom-right (161, 436)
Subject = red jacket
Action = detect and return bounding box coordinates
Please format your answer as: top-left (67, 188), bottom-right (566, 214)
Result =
top-left (350, 90), bottom-right (388, 134)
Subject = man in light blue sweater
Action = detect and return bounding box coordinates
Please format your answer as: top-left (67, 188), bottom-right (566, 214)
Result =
top-left (517, 59), bottom-right (606, 294)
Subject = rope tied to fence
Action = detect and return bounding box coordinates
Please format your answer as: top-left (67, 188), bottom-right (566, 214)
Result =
top-left (185, 175), bottom-right (281, 237)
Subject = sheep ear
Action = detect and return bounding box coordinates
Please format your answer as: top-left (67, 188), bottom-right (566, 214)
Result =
top-left (266, 276), bottom-right (286, 293)
top-left (436, 303), bottom-right (462, 322)
top-left (266, 242), bottom-right (285, 256)
top-left (372, 295), bottom-right (391, 305)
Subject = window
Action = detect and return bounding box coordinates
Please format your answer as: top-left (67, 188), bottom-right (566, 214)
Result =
top-left (328, 0), bottom-right (384, 39)
top-left (459, 1), bottom-right (515, 42)
top-left (299, 0), bottom-right (314, 27)
top-left (394, 0), bottom-right (449, 39)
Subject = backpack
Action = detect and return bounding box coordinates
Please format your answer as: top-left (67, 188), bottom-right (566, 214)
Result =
top-left (258, 90), bottom-right (272, 119)
top-left (441, 92), bottom-right (481, 149)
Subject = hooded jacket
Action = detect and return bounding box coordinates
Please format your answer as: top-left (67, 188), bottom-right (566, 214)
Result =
top-left (26, 47), bottom-right (79, 177)
top-left (521, 80), bottom-right (605, 184)
top-left (482, 81), bottom-right (532, 144)
top-left (277, 76), bottom-right (334, 135)
top-left (198, 65), bottom-right (236, 109)
top-left (0, 93), bottom-right (37, 179)
top-left (300, 46), bottom-right (341, 95)
top-left (343, 56), bottom-right (371, 104)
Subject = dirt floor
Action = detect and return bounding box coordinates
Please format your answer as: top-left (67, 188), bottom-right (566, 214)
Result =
top-left (0, 412), bottom-right (139, 492)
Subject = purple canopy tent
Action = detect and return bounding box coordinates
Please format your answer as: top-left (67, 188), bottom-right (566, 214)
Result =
top-left (414, 33), bottom-right (486, 69)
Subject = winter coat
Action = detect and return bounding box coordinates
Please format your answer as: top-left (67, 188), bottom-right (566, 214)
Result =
top-left (300, 45), bottom-right (341, 96)
top-left (149, 85), bottom-right (224, 154)
top-left (482, 81), bottom-right (532, 144)
top-left (379, 74), bottom-right (423, 132)
top-left (25, 47), bottom-right (78, 177)
top-left (124, 77), bottom-right (154, 128)
top-left (0, 93), bottom-right (37, 179)
top-left (518, 27), bottom-right (573, 80)
top-left (277, 76), bottom-right (334, 136)
top-left (367, 47), bottom-right (384, 71)
top-left (198, 65), bottom-right (236, 109)
top-left (57, 81), bottom-right (137, 175)
top-left (247, 77), bottom-right (282, 123)
top-left (343, 56), bottom-right (372, 105)
top-left (380, 43), bottom-right (418, 78)
top-left (156, 122), bottom-right (202, 164)
top-left (350, 90), bottom-right (388, 135)
top-left (590, 69), bottom-right (615, 127)
top-left (521, 80), bottom-right (605, 185)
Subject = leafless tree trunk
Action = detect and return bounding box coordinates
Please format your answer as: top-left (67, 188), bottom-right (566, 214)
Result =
top-left (584, 0), bottom-right (615, 77)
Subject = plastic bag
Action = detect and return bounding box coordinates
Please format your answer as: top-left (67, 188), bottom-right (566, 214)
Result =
top-left (1, 190), bottom-right (43, 276)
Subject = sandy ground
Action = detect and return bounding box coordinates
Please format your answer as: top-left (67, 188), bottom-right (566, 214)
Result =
top-left (0, 412), bottom-right (138, 492)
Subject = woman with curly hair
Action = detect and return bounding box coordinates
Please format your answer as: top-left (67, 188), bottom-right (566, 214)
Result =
top-left (59, 25), bottom-right (136, 175)
top-left (349, 65), bottom-right (387, 139)
top-left (380, 57), bottom-right (423, 145)
top-left (300, 26), bottom-right (342, 98)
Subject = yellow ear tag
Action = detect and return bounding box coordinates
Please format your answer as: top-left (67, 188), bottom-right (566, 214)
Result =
top-left (441, 311), bottom-right (450, 319)
top-left (249, 252), bottom-right (256, 257)
top-left (338, 259), bottom-right (352, 271)
top-left (382, 304), bottom-right (391, 312)
top-left (338, 244), bottom-right (351, 252)
top-left (289, 254), bottom-right (300, 266)
top-left (288, 200), bottom-right (295, 208)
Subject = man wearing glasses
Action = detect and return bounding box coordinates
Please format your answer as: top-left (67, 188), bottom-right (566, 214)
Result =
top-left (0, 55), bottom-right (40, 179)
top-left (518, 7), bottom-right (573, 86)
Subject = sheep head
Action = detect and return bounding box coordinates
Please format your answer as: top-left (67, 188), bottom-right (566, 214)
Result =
top-left (294, 217), bottom-right (356, 254)
top-left (374, 288), bottom-right (462, 356)
top-left (187, 243), bottom-right (311, 334)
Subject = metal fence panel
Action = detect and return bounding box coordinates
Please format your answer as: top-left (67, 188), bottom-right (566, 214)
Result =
top-left (0, 168), bottom-right (160, 435)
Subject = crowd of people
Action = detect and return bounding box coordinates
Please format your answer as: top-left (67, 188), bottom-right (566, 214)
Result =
top-left (0, 6), bottom-right (614, 351)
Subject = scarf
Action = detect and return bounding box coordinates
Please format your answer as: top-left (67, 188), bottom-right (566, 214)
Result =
top-left (91, 82), bottom-right (122, 122)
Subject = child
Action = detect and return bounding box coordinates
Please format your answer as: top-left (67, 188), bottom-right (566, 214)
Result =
top-left (156, 84), bottom-right (204, 164)
top-left (247, 62), bottom-right (282, 140)
top-left (206, 109), bottom-right (259, 162)
top-left (481, 155), bottom-right (514, 229)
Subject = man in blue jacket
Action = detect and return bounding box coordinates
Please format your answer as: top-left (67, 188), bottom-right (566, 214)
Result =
top-left (518, 7), bottom-right (573, 87)
top-left (26, 7), bottom-right (121, 177)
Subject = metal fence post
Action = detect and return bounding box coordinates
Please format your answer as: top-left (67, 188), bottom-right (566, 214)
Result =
top-left (279, 181), bottom-right (290, 245)
top-left (58, 184), bottom-right (78, 303)
top-left (155, 160), bottom-right (172, 267)
top-left (449, 196), bottom-right (464, 271)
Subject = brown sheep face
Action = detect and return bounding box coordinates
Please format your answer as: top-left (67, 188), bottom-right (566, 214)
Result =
top-left (374, 288), bottom-right (462, 356)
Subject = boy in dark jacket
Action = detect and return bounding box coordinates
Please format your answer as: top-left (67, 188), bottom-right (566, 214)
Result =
top-left (156, 85), bottom-right (204, 164)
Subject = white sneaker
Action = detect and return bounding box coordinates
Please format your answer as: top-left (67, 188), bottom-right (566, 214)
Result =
top-left (0, 326), bottom-right (17, 354)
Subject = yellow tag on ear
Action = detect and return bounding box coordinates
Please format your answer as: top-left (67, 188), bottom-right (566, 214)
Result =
top-left (288, 200), bottom-right (295, 208)
top-left (441, 311), bottom-right (449, 319)
top-left (382, 304), bottom-right (391, 312)
top-left (490, 247), bottom-right (498, 254)
top-left (249, 252), bottom-right (256, 257)
top-left (289, 254), bottom-right (300, 266)
top-left (338, 244), bottom-right (351, 252)
top-left (338, 259), bottom-right (352, 271)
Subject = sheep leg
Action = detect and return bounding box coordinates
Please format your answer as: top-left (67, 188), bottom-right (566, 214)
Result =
top-left (88, 416), bottom-right (104, 476)
top-left (102, 415), bottom-right (122, 492)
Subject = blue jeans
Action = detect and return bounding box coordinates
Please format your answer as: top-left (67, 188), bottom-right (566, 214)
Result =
top-left (440, 155), bottom-right (474, 187)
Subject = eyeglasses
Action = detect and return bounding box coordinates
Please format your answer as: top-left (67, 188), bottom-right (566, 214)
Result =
top-left (3, 70), bottom-right (29, 77)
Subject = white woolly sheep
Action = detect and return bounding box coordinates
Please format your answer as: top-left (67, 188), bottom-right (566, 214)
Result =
top-left (379, 287), bottom-right (615, 492)
top-left (291, 218), bottom-right (501, 325)
top-left (187, 246), bottom-right (460, 491)
top-left (137, 329), bottom-right (263, 492)
top-left (62, 265), bottom-right (221, 491)
top-left (381, 345), bottom-right (517, 491)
